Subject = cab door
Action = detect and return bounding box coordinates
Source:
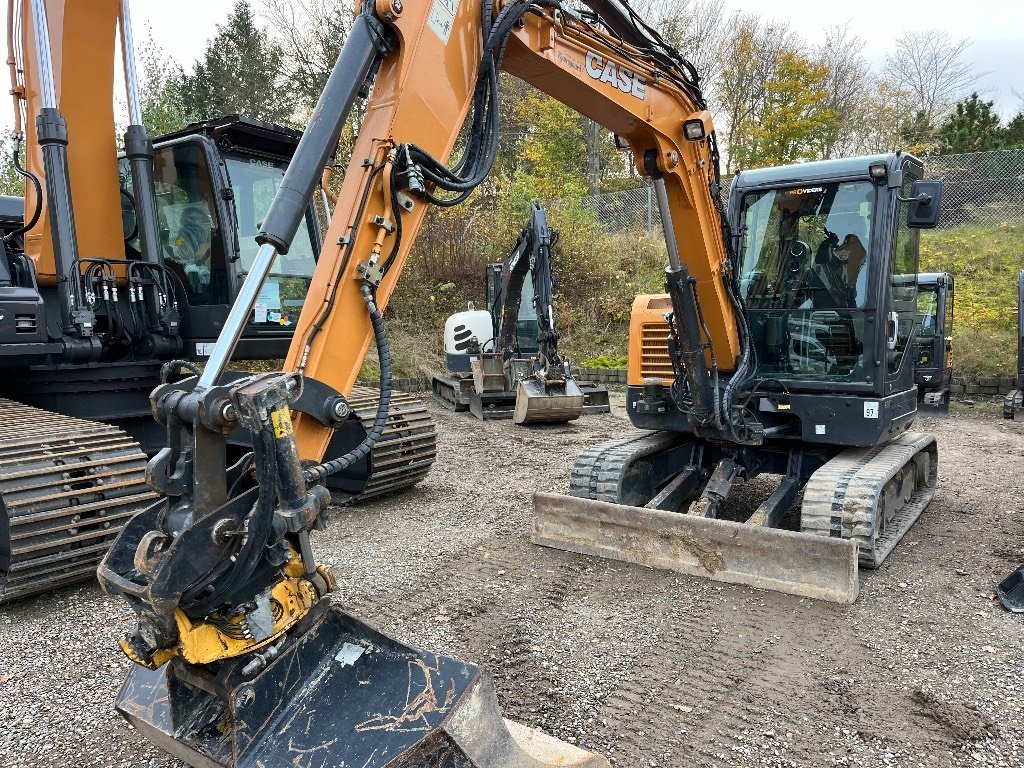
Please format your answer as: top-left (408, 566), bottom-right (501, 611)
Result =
top-left (885, 161), bottom-right (923, 396)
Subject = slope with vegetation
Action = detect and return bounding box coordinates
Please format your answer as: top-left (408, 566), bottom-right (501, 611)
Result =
top-left (0, 0), bottom-right (1018, 379)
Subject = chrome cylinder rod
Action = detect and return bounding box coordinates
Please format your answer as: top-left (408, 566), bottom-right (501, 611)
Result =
top-left (654, 177), bottom-right (683, 273)
top-left (118, 0), bottom-right (143, 126)
top-left (29, 0), bottom-right (56, 110)
top-left (196, 243), bottom-right (278, 389)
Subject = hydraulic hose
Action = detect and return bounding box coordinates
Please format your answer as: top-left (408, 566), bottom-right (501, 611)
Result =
top-left (303, 283), bottom-right (391, 484)
top-left (4, 136), bottom-right (42, 243)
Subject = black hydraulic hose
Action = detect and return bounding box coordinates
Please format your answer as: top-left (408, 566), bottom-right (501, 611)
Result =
top-left (4, 136), bottom-right (41, 243)
top-left (159, 359), bottom-right (202, 384)
top-left (303, 283), bottom-right (391, 484)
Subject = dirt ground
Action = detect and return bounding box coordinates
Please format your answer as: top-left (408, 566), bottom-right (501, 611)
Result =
top-left (1, 392), bottom-right (1022, 768)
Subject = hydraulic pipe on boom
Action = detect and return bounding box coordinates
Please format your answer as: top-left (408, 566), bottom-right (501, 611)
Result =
top-left (28, 0), bottom-right (86, 339)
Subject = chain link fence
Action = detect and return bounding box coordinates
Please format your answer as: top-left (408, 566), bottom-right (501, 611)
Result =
top-left (582, 147), bottom-right (1024, 234)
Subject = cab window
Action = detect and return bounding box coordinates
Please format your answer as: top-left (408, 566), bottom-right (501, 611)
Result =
top-left (224, 153), bottom-right (319, 328)
top-left (151, 142), bottom-right (228, 306)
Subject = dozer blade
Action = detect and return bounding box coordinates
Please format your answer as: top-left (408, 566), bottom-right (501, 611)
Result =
top-left (117, 601), bottom-right (609, 768)
top-left (579, 385), bottom-right (611, 415)
top-left (513, 378), bottom-right (585, 425)
top-left (532, 492), bottom-right (859, 603)
top-left (997, 564), bottom-right (1024, 613)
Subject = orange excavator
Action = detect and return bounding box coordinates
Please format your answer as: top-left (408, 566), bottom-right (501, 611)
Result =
top-left (0, 0), bottom-right (434, 604)
top-left (88, 1), bottom-right (730, 764)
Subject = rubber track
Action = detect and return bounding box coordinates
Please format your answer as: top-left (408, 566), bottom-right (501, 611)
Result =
top-left (568, 431), bottom-right (681, 503)
top-left (342, 386), bottom-right (437, 504)
top-left (0, 399), bottom-right (157, 604)
top-left (801, 431), bottom-right (938, 567)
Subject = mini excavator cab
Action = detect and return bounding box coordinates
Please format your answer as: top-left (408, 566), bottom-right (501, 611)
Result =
top-left (129, 116), bottom-right (323, 361)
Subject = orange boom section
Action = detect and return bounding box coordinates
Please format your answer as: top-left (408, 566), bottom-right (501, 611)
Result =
top-left (289, 1), bottom-right (740, 463)
top-left (20, 0), bottom-right (124, 284)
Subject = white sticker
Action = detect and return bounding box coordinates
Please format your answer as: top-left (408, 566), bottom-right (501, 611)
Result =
top-left (428, 0), bottom-right (460, 44)
top-left (864, 401), bottom-right (880, 419)
top-left (254, 303), bottom-right (269, 324)
top-left (335, 642), bottom-right (365, 667)
top-left (257, 281), bottom-right (281, 311)
top-left (815, 424), bottom-right (826, 435)
top-left (195, 342), bottom-right (215, 357)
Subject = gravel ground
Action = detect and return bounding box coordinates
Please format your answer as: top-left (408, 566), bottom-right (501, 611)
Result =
top-left (1, 392), bottom-right (1022, 767)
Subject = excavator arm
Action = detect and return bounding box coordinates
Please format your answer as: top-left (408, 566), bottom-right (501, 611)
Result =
top-left (97, 2), bottom-right (743, 766)
top-left (493, 202), bottom-right (560, 364)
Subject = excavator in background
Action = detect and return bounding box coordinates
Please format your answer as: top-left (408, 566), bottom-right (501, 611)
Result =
top-left (1003, 269), bottom-right (1023, 419)
top-left (433, 201), bottom-right (610, 422)
top-left (998, 271), bottom-right (1024, 610)
top-left (534, 152), bottom-right (945, 604)
top-left (915, 272), bottom-right (954, 412)
top-left (0, 0), bottom-right (434, 604)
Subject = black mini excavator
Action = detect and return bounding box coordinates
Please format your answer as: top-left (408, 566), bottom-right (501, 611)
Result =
top-left (432, 202), bottom-right (610, 422)
top-left (0, 1), bottom-right (434, 605)
top-left (915, 272), bottom-right (955, 412)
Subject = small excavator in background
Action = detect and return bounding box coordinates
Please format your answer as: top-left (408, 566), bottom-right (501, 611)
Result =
top-left (915, 272), bottom-right (955, 412)
top-left (1003, 269), bottom-right (1023, 419)
top-left (996, 271), bottom-right (1024, 611)
top-left (0, 0), bottom-right (433, 604)
top-left (534, 152), bottom-right (945, 604)
top-left (432, 201), bottom-right (610, 422)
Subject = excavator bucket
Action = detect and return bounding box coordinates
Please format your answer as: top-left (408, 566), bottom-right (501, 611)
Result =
top-left (116, 601), bottom-right (609, 768)
top-left (997, 564), bottom-right (1024, 612)
top-left (532, 492), bottom-right (860, 603)
top-left (513, 378), bottom-right (585, 425)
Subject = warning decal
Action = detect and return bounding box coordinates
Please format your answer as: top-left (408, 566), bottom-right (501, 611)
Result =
top-left (428, 0), bottom-right (460, 44)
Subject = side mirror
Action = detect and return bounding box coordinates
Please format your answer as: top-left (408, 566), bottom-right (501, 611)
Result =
top-left (906, 179), bottom-right (943, 229)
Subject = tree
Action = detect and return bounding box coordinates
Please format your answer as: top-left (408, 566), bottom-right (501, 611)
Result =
top-left (0, 132), bottom-right (23, 197)
top-left (852, 80), bottom-right (916, 155)
top-left (814, 25), bottom-right (872, 158)
top-left (899, 109), bottom-right (939, 155)
top-left (137, 33), bottom-right (191, 136)
top-left (511, 92), bottom-right (588, 202)
top-left (180, 1), bottom-right (291, 125)
top-left (1002, 111), bottom-right (1024, 148)
top-left (939, 93), bottom-right (1004, 154)
top-left (714, 13), bottom-right (795, 172)
top-left (731, 49), bottom-right (836, 168)
top-left (260, 0), bottom-right (352, 115)
top-left (632, 0), bottom-right (727, 91)
top-left (883, 30), bottom-right (981, 128)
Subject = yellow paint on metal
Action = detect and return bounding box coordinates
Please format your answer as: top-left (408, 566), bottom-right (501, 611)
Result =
top-left (271, 408), bottom-right (294, 439)
top-left (173, 572), bottom-right (318, 666)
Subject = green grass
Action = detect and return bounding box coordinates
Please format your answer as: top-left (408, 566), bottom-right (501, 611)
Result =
top-left (921, 222), bottom-right (1022, 376)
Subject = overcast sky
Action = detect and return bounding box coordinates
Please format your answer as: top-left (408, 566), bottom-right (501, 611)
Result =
top-left (3, 0), bottom-right (1022, 131)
